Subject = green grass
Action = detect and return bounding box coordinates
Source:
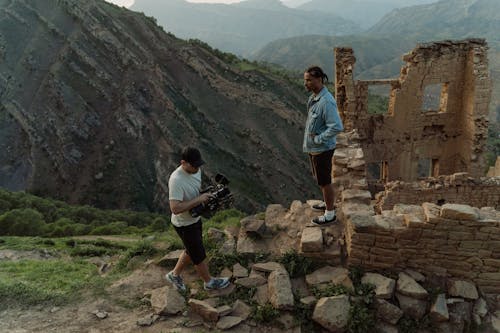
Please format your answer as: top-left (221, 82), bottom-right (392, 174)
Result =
top-left (0, 259), bottom-right (108, 308)
top-left (0, 236), bottom-right (66, 251)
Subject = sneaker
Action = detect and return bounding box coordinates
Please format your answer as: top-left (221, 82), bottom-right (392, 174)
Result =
top-left (204, 277), bottom-right (230, 290)
top-left (311, 215), bottom-right (337, 226)
top-left (165, 271), bottom-right (186, 291)
top-left (312, 202), bottom-right (326, 211)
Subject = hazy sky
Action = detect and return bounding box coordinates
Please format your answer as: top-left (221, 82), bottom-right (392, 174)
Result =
top-left (105, 0), bottom-right (436, 7)
top-left (105, 0), bottom-right (243, 6)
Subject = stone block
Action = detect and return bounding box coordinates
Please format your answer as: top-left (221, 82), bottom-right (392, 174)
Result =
top-left (342, 189), bottom-right (371, 205)
top-left (268, 270), bottom-right (294, 310)
top-left (430, 294), bottom-right (449, 322)
top-left (441, 204), bottom-right (479, 221)
top-left (396, 293), bottom-right (428, 320)
top-left (375, 299), bottom-right (403, 325)
top-left (362, 273), bottom-right (395, 299)
top-left (397, 272), bottom-right (428, 300)
top-left (188, 299), bottom-right (219, 322)
top-left (312, 295), bottom-right (350, 332)
top-left (150, 286), bottom-right (185, 315)
top-left (448, 280), bottom-right (479, 299)
top-left (301, 227), bottom-right (323, 252)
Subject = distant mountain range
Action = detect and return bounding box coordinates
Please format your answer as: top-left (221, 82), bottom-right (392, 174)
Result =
top-left (130, 0), bottom-right (360, 57)
top-left (0, 0), bottom-right (319, 212)
top-left (297, 0), bottom-right (437, 29)
top-left (254, 0), bottom-right (500, 120)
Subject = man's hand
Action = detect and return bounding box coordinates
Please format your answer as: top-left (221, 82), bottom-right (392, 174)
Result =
top-left (170, 192), bottom-right (213, 215)
top-left (199, 192), bottom-right (212, 204)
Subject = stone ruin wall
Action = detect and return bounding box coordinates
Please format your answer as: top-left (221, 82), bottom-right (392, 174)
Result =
top-left (335, 39), bottom-right (491, 182)
top-left (334, 133), bottom-right (500, 295)
top-left (375, 174), bottom-right (500, 212)
top-left (332, 39), bottom-right (500, 296)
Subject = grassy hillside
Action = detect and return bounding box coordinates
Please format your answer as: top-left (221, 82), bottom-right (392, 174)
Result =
top-left (0, 188), bottom-right (168, 237)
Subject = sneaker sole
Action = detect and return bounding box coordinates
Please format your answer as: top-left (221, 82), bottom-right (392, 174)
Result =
top-left (204, 281), bottom-right (230, 291)
top-left (311, 217), bottom-right (337, 226)
top-left (165, 274), bottom-right (186, 291)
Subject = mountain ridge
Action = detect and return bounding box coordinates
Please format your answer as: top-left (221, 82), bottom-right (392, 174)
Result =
top-left (0, 0), bottom-right (318, 212)
top-left (130, 0), bottom-right (360, 57)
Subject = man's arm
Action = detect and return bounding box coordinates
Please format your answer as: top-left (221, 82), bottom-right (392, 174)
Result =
top-left (314, 100), bottom-right (344, 144)
top-left (170, 193), bottom-right (212, 215)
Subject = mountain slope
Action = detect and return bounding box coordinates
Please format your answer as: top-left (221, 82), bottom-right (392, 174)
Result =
top-left (370, 0), bottom-right (500, 43)
top-left (297, 0), bottom-right (437, 29)
top-left (254, 0), bottom-right (499, 120)
top-left (0, 0), bottom-right (318, 212)
top-left (129, 0), bottom-right (360, 57)
top-left (253, 34), bottom-right (416, 79)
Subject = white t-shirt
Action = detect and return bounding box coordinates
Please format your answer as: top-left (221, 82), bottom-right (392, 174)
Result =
top-left (168, 165), bottom-right (202, 227)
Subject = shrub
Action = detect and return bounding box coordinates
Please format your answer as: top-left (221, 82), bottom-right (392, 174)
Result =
top-left (148, 216), bottom-right (169, 232)
top-left (252, 303), bottom-right (280, 323)
top-left (0, 199), bottom-right (12, 214)
top-left (278, 250), bottom-right (316, 278)
top-left (90, 221), bottom-right (128, 235)
top-left (0, 208), bottom-right (46, 236)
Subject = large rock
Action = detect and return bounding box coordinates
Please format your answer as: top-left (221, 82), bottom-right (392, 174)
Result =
top-left (232, 300), bottom-right (252, 320)
top-left (252, 262), bottom-right (286, 273)
top-left (235, 275), bottom-right (267, 288)
top-left (473, 298), bottom-right (488, 317)
top-left (216, 316), bottom-right (244, 330)
top-left (440, 204), bottom-right (479, 221)
top-left (188, 299), bottom-right (219, 322)
top-left (492, 312), bottom-right (500, 333)
top-left (375, 322), bottom-right (399, 333)
top-left (448, 301), bottom-right (472, 332)
top-left (236, 234), bottom-right (267, 254)
top-left (240, 217), bottom-right (266, 237)
top-left (396, 272), bottom-right (428, 299)
top-left (150, 286), bottom-right (185, 315)
top-left (301, 227), bottom-right (323, 252)
top-left (375, 299), bottom-right (403, 325)
top-left (430, 294), bottom-right (449, 322)
top-left (268, 270), bottom-right (294, 310)
top-left (253, 284), bottom-right (269, 305)
top-left (448, 280), bottom-right (479, 300)
top-left (233, 263), bottom-right (248, 278)
top-left (396, 293), bottom-right (428, 320)
top-left (156, 249), bottom-right (184, 267)
top-left (306, 266), bottom-right (343, 285)
top-left (361, 273), bottom-right (395, 299)
top-left (312, 295), bottom-right (350, 332)
top-left (342, 189), bottom-right (371, 205)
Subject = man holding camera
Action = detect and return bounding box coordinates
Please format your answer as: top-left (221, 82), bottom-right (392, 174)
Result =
top-left (166, 147), bottom-right (230, 291)
top-left (303, 66), bottom-right (344, 226)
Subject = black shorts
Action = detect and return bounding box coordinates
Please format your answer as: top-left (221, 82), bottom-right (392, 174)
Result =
top-left (309, 149), bottom-right (335, 186)
top-left (173, 220), bottom-right (206, 265)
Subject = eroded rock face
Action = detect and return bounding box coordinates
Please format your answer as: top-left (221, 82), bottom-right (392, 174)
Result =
top-left (0, 0), bottom-right (318, 212)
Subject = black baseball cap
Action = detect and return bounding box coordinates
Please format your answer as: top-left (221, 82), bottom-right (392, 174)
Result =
top-left (181, 147), bottom-right (205, 168)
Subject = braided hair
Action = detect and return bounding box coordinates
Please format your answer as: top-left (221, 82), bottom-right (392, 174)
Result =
top-left (305, 66), bottom-right (329, 84)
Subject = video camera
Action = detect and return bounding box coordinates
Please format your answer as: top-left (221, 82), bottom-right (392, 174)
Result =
top-left (190, 174), bottom-right (233, 218)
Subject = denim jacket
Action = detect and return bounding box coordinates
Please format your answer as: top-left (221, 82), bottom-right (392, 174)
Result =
top-left (303, 87), bottom-right (344, 153)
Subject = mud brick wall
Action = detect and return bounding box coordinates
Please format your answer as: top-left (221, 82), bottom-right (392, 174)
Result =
top-left (342, 200), bottom-right (500, 294)
top-left (335, 39), bottom-right (491, 181)
top-left (375, 173), bottom-right (500, 211)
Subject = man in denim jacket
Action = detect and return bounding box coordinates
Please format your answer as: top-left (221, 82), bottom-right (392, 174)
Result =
top-left (303, 66), bottom-right (344, 225)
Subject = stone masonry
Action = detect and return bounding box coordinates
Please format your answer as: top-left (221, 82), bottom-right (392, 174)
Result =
top-left (335, 39), bottom-right (491, 181)
top-left (333, 39), bottom-right (500, 299)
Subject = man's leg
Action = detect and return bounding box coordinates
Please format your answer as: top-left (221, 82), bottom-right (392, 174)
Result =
top-left (173, 250), bottom-right (192, 276)
top-left (321, 183), bottom-right (335, 211)
top-left (194, 260), bottom-right (211, 283)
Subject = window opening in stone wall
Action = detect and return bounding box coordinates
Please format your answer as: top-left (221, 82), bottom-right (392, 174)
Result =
top-left (422, 83), bottom-right (449, 113)
top-left (367, 162), bottom-right (388, 181)
top-left (432, 159), bottom-right (439, 177)
top-left (367, 162), bottom-right (381, 180)
top-left (417, 158), bottom-right (432, 178)
top-left (381, 161), bottom-right (389, 182)
top-left (368, 85), bottom-right (391, 115)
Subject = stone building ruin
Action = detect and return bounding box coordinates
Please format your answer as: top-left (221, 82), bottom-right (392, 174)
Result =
top-left (331, 39), bottom-right (500, 296)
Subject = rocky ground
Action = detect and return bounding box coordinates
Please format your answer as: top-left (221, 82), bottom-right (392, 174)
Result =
top-left (1, 201), bottom-right (500, 332)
